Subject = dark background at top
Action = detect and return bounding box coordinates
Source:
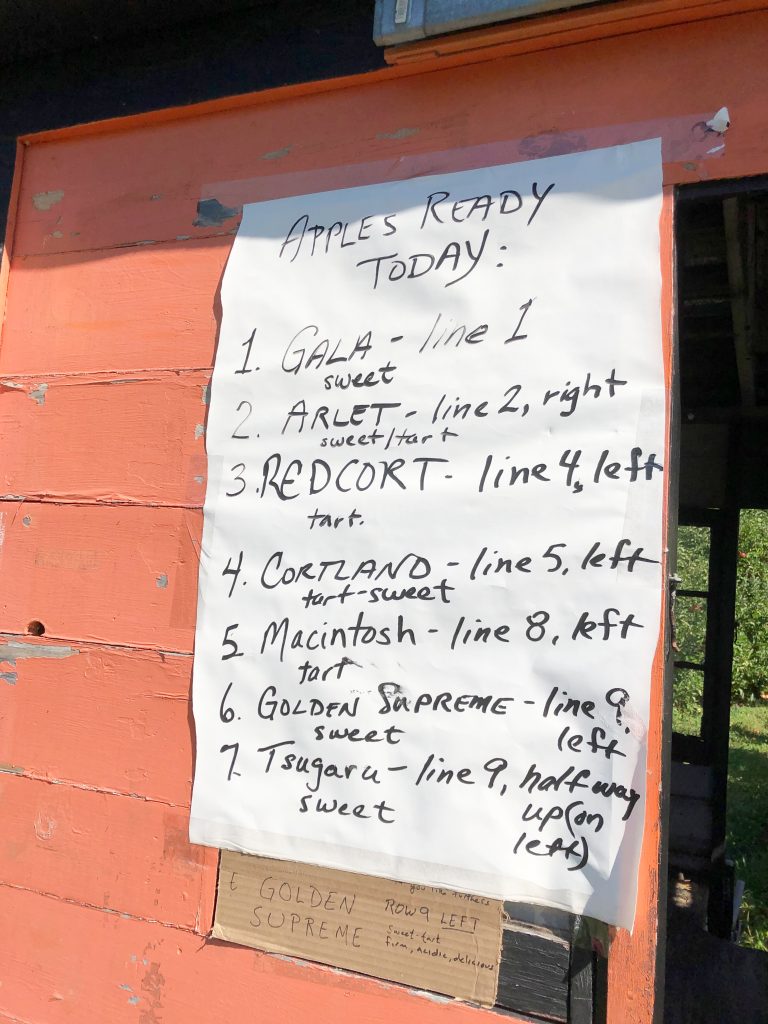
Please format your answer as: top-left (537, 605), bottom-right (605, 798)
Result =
top-left (0, 1), bottom-right (384, 234)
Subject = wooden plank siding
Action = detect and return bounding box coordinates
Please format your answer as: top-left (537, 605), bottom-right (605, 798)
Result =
top-left (0, 773), bottom-right (214, 929)
top-left (0, 504), bottom-right (200, 648)
top-left (0, 239), bottom-right (225, 375)
top-left (0, 885), bottom-right (501, 1024)
top-left (0, 373), bottom-right (210, 504)
top-left (1, 7), bottom-right (767, 1023)
top-left (8, 7), bottom-right (768, 264)
top-left (0, 640), bottom-right (194, 803)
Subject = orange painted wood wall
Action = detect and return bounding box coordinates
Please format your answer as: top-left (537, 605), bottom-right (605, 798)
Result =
top-left (1, 8), bottom-right (767, 1023)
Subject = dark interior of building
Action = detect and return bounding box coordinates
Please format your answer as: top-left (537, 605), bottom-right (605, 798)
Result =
top-left (666, 179), bottom-right (768, 1022)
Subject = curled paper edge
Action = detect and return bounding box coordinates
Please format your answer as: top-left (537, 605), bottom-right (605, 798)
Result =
top-left (705, 106), bottom-right (730, 134)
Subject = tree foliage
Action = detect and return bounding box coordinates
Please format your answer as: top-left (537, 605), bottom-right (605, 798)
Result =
top-left (732, 510), bottom-right (768, 704)
top-left (674, 510), bottom-right (768, 711)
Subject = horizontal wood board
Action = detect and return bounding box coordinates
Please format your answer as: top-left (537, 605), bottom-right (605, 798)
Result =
top-left (0, 772), bottom-right (215, 928)
top-left (0, 372), bottom-right (210, 503)
top-left (0, 638), bottom-right (193, 803)
top-left (9, 13), bottom-right (768, 261)
top-left (0, 238), bottom-right (226, 375)
top-left (0, 503), bottom-right (200, 648)
top-left (0, 884), bottom-right (499, 1024)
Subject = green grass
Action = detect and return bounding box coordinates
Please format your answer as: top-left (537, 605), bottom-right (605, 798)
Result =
top-left (727, 703), bottom-right (768, 951)
top-left (674, 703), bottom-right (768, 951)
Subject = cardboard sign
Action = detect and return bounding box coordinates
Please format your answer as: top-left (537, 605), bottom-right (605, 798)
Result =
top-left (190, 139), bottom-right (665, 929)
top-left (214, 851), bottom-right (503, 1004)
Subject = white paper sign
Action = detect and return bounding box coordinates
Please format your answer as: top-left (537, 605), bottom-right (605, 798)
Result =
top-left (190, 140), bottom-right (665, 930)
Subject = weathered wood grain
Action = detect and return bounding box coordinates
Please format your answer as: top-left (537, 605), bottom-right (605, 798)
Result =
top-left (0, 503), bottom-right (200, 649)
top-left (496, 927), bottom-right (569, 1022)
top-left (0, 774), bottom-right (216, 929)
top-left (0, 372), bottom-right (209, 505)
top-left (568, 942), bottom-right (596, 1024)
top-left (0, 885), bottom-right (512, 1024)
top-left (0, 638), bottom-right (193, 804)
top-left (0, 238), bottom-right (226, 375)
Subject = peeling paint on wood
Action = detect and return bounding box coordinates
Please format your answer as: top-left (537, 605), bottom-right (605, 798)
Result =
top-left (0, 638), bottom-right (80, 663)
top-left (261, 146), bottom-right (292, 160)
top-left (32, 188), bottom-right (64, 211)
top-left (28, 382), bottom-right (48, 405)
top-left (0, 643), bottom-right (194, 803)
top-left (376, 127), bottom-right (419, 140)
top-left (193, 197), bottom-right (241, 227)
top-left (33, 809), bottom-right (57, 841)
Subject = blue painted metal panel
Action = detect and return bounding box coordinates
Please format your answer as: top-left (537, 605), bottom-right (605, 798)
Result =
top-left (374, 0), bottom-right (616, 46)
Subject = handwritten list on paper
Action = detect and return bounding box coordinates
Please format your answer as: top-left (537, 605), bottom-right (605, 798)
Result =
top-left (190, 140), bottom-right (665, 930)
